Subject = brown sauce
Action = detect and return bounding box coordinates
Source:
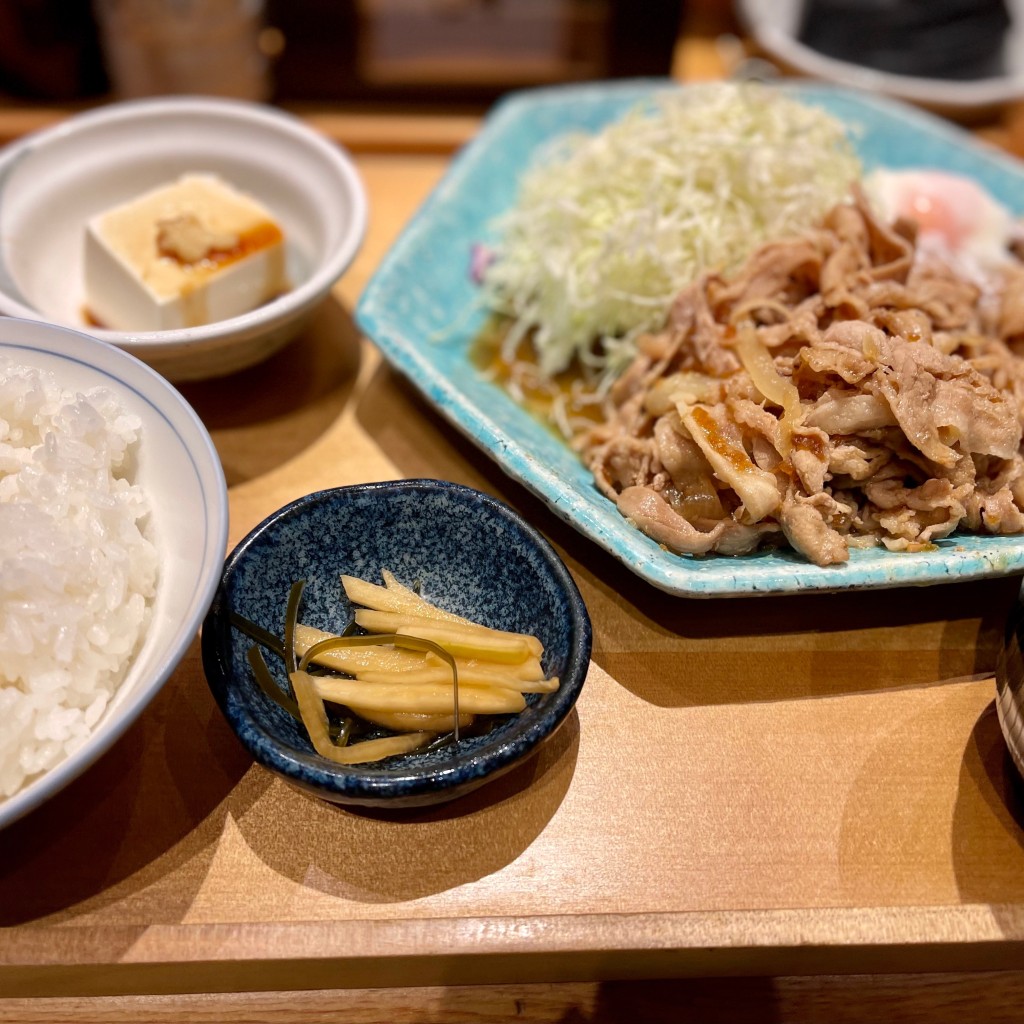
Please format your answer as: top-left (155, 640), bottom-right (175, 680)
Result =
top-left (689, 405), bottom-right (755, 475)
top-left (469, 316), bottom-right (604, 432)
top-left (791, 431), bottom-right (827, 460)
top-left (82, 223), bottom-right (289, 330)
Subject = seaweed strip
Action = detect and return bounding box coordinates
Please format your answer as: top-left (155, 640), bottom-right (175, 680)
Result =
top-left (231, 611), bottom-right (286, 659)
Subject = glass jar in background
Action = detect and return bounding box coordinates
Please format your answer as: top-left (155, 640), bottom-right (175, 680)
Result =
top-left (94, 0), bottom-right (270, 100)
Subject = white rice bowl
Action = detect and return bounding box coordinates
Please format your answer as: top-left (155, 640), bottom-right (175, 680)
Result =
top-left (0, 360), bottom-right (159, 796)
top-left (0, 317), bottom-right (227, 829)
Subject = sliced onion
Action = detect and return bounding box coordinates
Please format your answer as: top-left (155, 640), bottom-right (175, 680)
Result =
top-left (734, 325), bottom-right (803, 453)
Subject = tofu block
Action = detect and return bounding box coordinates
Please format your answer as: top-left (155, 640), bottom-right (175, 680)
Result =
top-left (84, 174), bottom-right (287, 332)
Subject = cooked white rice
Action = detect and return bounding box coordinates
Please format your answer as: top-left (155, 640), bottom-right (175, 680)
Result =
top-left (0, 357), bottom-right (159, 799)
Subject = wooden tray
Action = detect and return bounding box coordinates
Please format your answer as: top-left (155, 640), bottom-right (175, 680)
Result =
top-left (2, 111), bottom-right (1024, 1002)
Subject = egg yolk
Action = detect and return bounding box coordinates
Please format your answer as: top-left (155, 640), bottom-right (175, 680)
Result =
top-left (904, 189), bottom-right (969, 248)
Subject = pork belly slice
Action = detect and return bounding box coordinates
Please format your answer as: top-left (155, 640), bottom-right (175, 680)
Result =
top-left (681, 403), bottom-right (781, 523)
top-left (805, 392), bottom-right (897, 434)
top-left (778, 493), bottom-right (849, 566)
top-left (873, 336), bottom-right (1020, 467)
top-left (653, 414), bottom-right (724, 521)
top-left (617, 486), bottom-right (774, 556)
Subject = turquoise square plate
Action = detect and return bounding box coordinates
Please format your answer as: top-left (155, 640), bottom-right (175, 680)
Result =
top-left (356, 80), bottom-right (1024, 597)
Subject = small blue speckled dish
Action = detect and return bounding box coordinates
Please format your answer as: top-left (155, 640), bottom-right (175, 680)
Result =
top-left (357, 79), bottom-right (1024, 596)
top-left (201, 480), bottom-right (592, 808)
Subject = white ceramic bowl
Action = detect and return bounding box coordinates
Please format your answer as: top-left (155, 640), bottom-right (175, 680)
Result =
top-left (738, 0), bottom-right (1024, 118)
top-left (0, 316), bottom-right (228, 830)
top-left (0, 97), bottom-right (367, 381)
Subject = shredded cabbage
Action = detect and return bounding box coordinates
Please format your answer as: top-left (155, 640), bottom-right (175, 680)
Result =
top-left (480, 84), bottom-right (861, 381)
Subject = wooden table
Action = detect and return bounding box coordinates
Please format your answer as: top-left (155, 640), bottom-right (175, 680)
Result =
top-left (5, 27), bottom-right (1024, 1024)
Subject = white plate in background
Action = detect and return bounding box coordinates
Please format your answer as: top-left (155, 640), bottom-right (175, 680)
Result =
top-left (738, 0), bottom-right (1024, 116)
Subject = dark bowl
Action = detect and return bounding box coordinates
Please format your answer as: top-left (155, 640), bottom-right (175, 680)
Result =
top-left (201, 480), bottom-right (592, 808)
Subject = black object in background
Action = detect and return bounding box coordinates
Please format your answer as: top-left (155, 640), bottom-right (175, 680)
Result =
top-left (798, 0), bottom-right (1012, 81)
top-left (0, 0), bottom-right (108, 99)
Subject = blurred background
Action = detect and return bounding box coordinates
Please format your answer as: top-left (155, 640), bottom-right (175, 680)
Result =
top-left (0, 0), bottom-right (693, 106)
top-left (1, 1), bottom-right (1021, 127)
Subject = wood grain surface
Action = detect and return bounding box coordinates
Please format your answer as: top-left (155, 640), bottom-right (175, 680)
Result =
top-left (2, 152), bottom-right (1024, 1004)
top-left (3, 14), bottom-right (1024, 1023)
top-left (3, 973), bottom-right (1024, 1024)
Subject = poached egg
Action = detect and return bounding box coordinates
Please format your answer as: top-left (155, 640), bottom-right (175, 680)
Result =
top-left (865, 168), bottom-right (1018, 283)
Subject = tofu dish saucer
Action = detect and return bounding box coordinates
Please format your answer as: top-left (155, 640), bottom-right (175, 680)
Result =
top-left (0, 96), bottom-right (366, 380)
